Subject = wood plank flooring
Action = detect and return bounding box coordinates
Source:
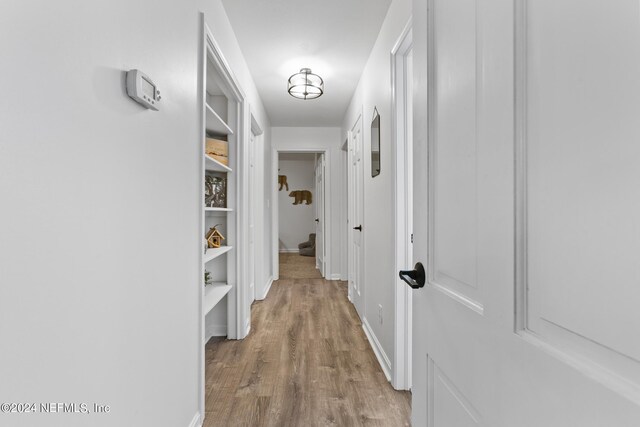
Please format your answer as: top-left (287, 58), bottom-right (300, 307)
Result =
top-left (204, 277), bottom-right (411, 426)
top-left (278, 253), bottom-right (323, 279)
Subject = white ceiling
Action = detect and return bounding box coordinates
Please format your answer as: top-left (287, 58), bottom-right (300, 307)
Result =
top-left (221, 0), bottom-right (392, 127)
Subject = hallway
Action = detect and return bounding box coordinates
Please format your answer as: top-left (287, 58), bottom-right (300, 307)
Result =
top-left (204, 256), bottom-right (411, 426)
top-left (5, 0), bottom-right (640, 425)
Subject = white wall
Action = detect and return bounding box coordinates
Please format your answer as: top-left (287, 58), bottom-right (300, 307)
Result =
top-left (341, 0), bottom-right (412, 381)
top-left (0, 1), bottom-right (270, 426)
top-left (272, 127), bottom-right (346, 280)
top-left (278, 157), bottom-right (316, 252)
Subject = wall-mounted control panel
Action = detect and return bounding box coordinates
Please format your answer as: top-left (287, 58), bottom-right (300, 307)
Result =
top-left (126, 69), bottom-right (161, 111)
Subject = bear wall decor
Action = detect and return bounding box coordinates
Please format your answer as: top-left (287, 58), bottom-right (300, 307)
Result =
top-left (278, 175), bottom-right (289, 191)
top-left (289, 190), bottom-right (313, 205)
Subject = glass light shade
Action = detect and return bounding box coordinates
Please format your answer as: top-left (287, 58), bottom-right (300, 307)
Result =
top-left (287, 68), bottom-right (324, 100)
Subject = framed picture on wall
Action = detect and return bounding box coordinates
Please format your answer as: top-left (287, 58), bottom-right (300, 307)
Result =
top-left (371, 107), bottom-right (380, 177)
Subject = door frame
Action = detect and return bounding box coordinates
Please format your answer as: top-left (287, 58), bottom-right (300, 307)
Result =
top-left (271, 148), bottom-right (331, 280)
top-left (247, 114), bottom-right (263, 311)
top-left (391, 19), bottom-right (413, 391)
top-left (314, 153), bottom-right (327, 276)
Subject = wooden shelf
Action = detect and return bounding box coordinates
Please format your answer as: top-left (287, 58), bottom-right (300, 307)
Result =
top-left (204, 283), bottom-right (232, 315)
top-left (203, 246), bottom-right (232, 264)
top-left (205, 155), bottom-right (232, 173)
top-left (205, 207), bottom-right (233, 212)
top-left (205, 104), bottom-right (233, 136)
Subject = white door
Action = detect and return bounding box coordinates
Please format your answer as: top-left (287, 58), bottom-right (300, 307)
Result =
top-left (315, 154), bottom-right (326, 276)
top-left (410, 0), bottom-right (640, 425)
top-left (248, 132), bottom-right (255, 303)
top-left (348, 117), bottom-right (365, 316)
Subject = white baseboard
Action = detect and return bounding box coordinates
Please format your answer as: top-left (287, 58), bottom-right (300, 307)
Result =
top-left (279, 249), bottom-right (299, 253)
top-left (188, 412), bottom-right (201, 427)
top-left (205, 325), bottom-right (227, 342)
top-left (362, 318), bottom-right (392, 382)
top-left (329, 274), bottom-right (342, 281)
top-left (245, 317), bottom-right (251, 336)
top-left (258, 277), bottom-right (274, 300)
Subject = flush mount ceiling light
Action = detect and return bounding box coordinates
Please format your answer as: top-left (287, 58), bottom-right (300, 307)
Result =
top-left (287, 68), bottom-right (324, 100)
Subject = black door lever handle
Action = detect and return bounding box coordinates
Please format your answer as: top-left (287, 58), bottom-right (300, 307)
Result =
top-left (315, 218), bottom-right (319, 222)
top-left (399, 262), bottom-right (426, 289)
top-left (353, 225), bottom-right (362, 231)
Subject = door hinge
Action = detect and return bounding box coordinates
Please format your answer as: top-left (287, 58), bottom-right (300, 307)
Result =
top-left (411, 233), bottom-right (414, 243)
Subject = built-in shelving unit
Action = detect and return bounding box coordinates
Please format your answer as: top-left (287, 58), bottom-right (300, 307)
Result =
top-left (200, 24), bottom-right (242, 346)
top-left (203, 246), bottom-right (233, 263)
top-left (205, 155), bottom-right (232, 173)
top-left (205, 103), bottom-right (234, 136)
top-left (204, 283), bottom-right (232, 316)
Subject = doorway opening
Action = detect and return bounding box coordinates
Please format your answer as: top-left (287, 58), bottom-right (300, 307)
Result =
top-left (275, 151), bottom-right (327, 280)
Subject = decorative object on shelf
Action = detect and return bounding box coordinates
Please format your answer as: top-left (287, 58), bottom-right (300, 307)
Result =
top-left (289, 190), bottom-right (313, 205)
top-left (278, 175), bottom-right (289, 191)
top-left (205, 175), bottom-right (227, 208)
top-left (206, 225), bottom-right (225, 248)
top-left (371, 107), bottom-right (381, 177)
top-left (287, 68), bottom-right (324, 100)
top-left (204, 270), bottom-right (212, 286)
top-left (205, 175), bottom-right (214, 206)
top-left (206, 137), bottom-right (229, 166)
top-left (211, 176), bottom-right (226, 208)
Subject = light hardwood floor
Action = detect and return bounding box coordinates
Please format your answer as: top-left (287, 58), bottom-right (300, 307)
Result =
top-left (204, 276), bottom-right (411, 426)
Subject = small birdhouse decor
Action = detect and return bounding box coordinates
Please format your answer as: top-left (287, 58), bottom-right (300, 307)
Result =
top-left (206, 225), bottom-right (225, 248)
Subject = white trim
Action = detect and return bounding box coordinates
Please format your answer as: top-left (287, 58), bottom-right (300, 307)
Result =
top-left (197, 15), bottom-right (207, 419)
top-left (188, 412), bottom-right (202, 427)
top-left (342, 144), bottom-right (349, 281)
top-left (205, 324), bottom-right (228, 342)
top-left (273, 148), bottom-right (331, 280)
top-left (258, 277), bottom-right (274, 300)
top-left (247, 108), bottom-right (264, 322)
top-left (234, 98), bottom-right (250, 341)
top-left (514, 0), bottom-right (528, 333)
top-left (362, 317), bottom-right (392, 382)
top-left (272, 147), bottom-right (279, 280)
top-left (391, 18), bottom-right (413, 56)
top-left (279, 249), bottom-right (300, 253)
top-left (329, 274), bottom-right (342, 281)
top-left (390, 19), bottom-right (413, 391)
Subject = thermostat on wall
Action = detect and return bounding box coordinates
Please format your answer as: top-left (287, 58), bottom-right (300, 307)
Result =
top-left (126, 69), bottom-right (161, 110)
